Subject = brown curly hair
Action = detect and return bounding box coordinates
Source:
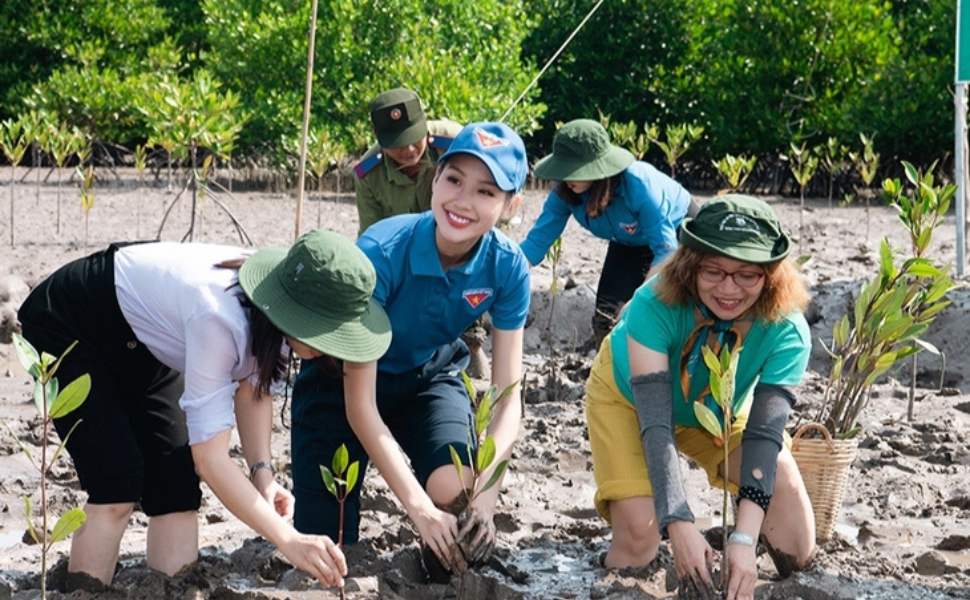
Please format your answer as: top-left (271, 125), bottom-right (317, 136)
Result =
top-left (654, 246), bottom-right (809, 322)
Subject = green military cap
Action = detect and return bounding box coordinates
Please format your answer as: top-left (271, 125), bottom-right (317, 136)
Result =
top-left (370, 88), bottom-right (428, 149)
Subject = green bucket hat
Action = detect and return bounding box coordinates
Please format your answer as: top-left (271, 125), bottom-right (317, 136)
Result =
top-left (369, 87), bottom-right (428, 149)
top-left (533, 119), bottom-right (635, 182)
top-left (679, 195), bottom-right (792, 264)
top-left (239, 230), bottom-right (391, 362)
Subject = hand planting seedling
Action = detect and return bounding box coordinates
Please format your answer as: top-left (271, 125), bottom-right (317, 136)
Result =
top-left (449, 372), bottom-right (518, 568)
top-left (9, 333), bottom-right (91, 599)
top-left (692, 343), bottom-right (747, 598)
top-left (320, 443), bottom-right (359, 600)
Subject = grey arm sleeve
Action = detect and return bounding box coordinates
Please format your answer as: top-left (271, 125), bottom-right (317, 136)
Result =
top-left (738, 383), bottom-right (795, 510)
top-left (631, 371), bottom-right (695, 533)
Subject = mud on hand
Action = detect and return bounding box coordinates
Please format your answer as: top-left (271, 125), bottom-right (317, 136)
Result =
top-left (456, 506), bottom-right (496, 567)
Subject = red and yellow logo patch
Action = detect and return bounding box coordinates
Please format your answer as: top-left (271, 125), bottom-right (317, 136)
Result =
top-left (474, 127), bottom-right (508, 148)
top-left (463, 288), bottom-right (493, 308)
top-left (620, 221), bottom-right (639, 235)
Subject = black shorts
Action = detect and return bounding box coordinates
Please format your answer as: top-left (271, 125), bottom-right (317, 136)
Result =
top-left (17, 243), bottom-right (201, 516)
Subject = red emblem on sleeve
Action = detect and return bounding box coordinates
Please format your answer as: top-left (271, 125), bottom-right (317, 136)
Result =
top-left (463, 288), bottom-right (493, 308)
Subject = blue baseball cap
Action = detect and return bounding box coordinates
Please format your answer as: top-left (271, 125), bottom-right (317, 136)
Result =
top-left (439, 122), bottom-right (528, 193)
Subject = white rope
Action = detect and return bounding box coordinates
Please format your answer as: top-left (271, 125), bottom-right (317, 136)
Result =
top-left (500, 0), bottom-right (607, 123)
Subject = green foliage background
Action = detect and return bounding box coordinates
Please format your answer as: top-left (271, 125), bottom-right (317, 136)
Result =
top-left (0, 0), bottom-right (958, 170)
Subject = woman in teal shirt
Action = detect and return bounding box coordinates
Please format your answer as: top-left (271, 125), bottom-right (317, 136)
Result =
top-left (586, 196), bottom-right (815, 600)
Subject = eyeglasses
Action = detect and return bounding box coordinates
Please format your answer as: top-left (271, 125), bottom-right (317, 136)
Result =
top-left (697, 265), bottom-right (765, 288)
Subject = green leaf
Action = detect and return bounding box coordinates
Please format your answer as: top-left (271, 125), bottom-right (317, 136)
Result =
top-left (701, 346), bottom-right (721, 374)
top-left (475, 388), bottom-right (497, 436)
top-left (43, 378), bottom-right (59, 413)
top-left (345, 461), bottom-right (360, 494)
top-left (50, 418), bottom-right (84, 467)
top-left (461, 370), bottom-right (475, 401)
top-left (449, 445), bottom-right (464, 486)
top-left (50, 508), bottom-right (86, 543)
top-left (693, 403), bottom-right (722, 437)
top-left (833, 315), bottom-right (850, 348)
top-left (3, 421), bottom-right (37, 467)
top-left (708, 375), bottom-right (721, 406)
top-left (905, 261), bottom-right (940, 278)
top-left (320, 466), bottom-right (337, 497)
top-left (49, 374), bottom-right (91, 419)
top-left (912, 338), bottom-right (941, 355)
top-left (862, 352), bottom-right (898, 387)
top-left (23, 496), bottom-right (39, 544)
top-left (47, 340), bottom-right (79, 381)
top-left (496, 380), bottom-right (520, 404)
top-left (479, 460), bottom-right (508, 495)
top-left (12, 333), bottom-right (41, 378)
top-left (333, 443), bottom-right (349, 476)
top-left (878, 239), bottom-right (894, 277)
top-left (476, 436), bottom-right (496, 473)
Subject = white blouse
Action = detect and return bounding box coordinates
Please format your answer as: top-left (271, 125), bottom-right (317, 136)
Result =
top-left (114, 242), bottom-right (259, 445)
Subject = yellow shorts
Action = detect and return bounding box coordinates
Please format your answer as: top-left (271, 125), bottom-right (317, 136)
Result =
top-left (586, 336), bottom-right (783, 524)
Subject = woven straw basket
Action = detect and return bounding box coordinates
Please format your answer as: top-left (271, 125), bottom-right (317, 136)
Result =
top-left (790, 423), bottom-right (859, 542)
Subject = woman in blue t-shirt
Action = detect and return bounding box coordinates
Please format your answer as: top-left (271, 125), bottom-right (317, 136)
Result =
top-left (291, 122), bottom-right (531, 579)
top-left (586, 195), bottom-right (815, 600)
top-left (519, 119), bottom-right (693, 347)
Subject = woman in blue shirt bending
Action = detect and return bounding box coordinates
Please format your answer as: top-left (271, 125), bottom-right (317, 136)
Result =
top-left (520, 118), bottom-right (692, 347)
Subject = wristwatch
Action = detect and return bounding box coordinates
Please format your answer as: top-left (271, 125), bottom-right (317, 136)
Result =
top-left (249, 461), bottom-right (276, 481)
top-left (727, 531), bottom-right (756, 547)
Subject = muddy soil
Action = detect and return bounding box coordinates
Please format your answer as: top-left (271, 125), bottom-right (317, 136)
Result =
top-left (0, 168), bottom-right (969, 599)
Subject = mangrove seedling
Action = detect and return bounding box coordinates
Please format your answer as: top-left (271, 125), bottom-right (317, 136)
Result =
top-left (651, 123), bottom-right (704, 181)
top-left (817, 236), bottom-right (954, 438)
top-left (10, 333), bottom-right (91, 599)
top-left (450, 374), bottom-right (517, 563)
top-left (848, 133), bottom-right (880, 242)
top-left (785, 142), bottom-right (819, 250)
top-left (544, 236), bottom-right (565, 399)
top-left (881, 160), bottom-right (956, 421)
top-left (76, 140), bottom-right (95, 249)
top-left (134, 144), bottom-right (147, 238)
top-left (608, 119), bottom-right (655, 160)
top-left (0, 116), bottom-right (29, 246)
top-left (713, 153), bottom-right (757, 193)
top-left (693, 344), bottom-right (748, 596)
top-left (45, 122), bottom-right (84, 235)
top-left (320, 443), bottom-right (359, 600)
top-left (817, 137), bottom-right (848, 208)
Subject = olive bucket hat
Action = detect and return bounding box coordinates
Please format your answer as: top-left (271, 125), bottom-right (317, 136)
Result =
top-left (239, 230), bottom-right (391, 362)
top-left (370, 87), bottom-right (428, 149)
top-left (533, 118), bottom-right (635, 182)
top-left (679, 195), bottom-right (792, 264)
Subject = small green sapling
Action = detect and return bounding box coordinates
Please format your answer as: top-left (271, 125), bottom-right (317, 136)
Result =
top-left (320, 443), bottom-right (359, 600)
top-left (449, 373), bottom-right (517, 564)
top-left (10, 333), bottom-right (91, 599)
top-left (693, 344), bottom-right (748, 595)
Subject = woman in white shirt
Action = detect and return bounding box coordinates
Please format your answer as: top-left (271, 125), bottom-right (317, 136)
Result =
top-left (17, 230), bottom-right (390, 589)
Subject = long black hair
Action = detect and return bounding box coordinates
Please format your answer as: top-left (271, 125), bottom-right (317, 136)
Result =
top-left (244, 297), bottom-right (288, 396)
top-left (216, 258), bottom-right (345, 398)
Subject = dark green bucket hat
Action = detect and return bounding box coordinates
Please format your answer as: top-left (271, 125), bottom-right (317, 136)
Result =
top-left (679, 195), bottom-right (792, 264)
top-left (369, 87), bottom-right (428, 149)
top-left (239, 230), bottom-right (391, 362)
top-left (533, 119), bottom-right (635, 182)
